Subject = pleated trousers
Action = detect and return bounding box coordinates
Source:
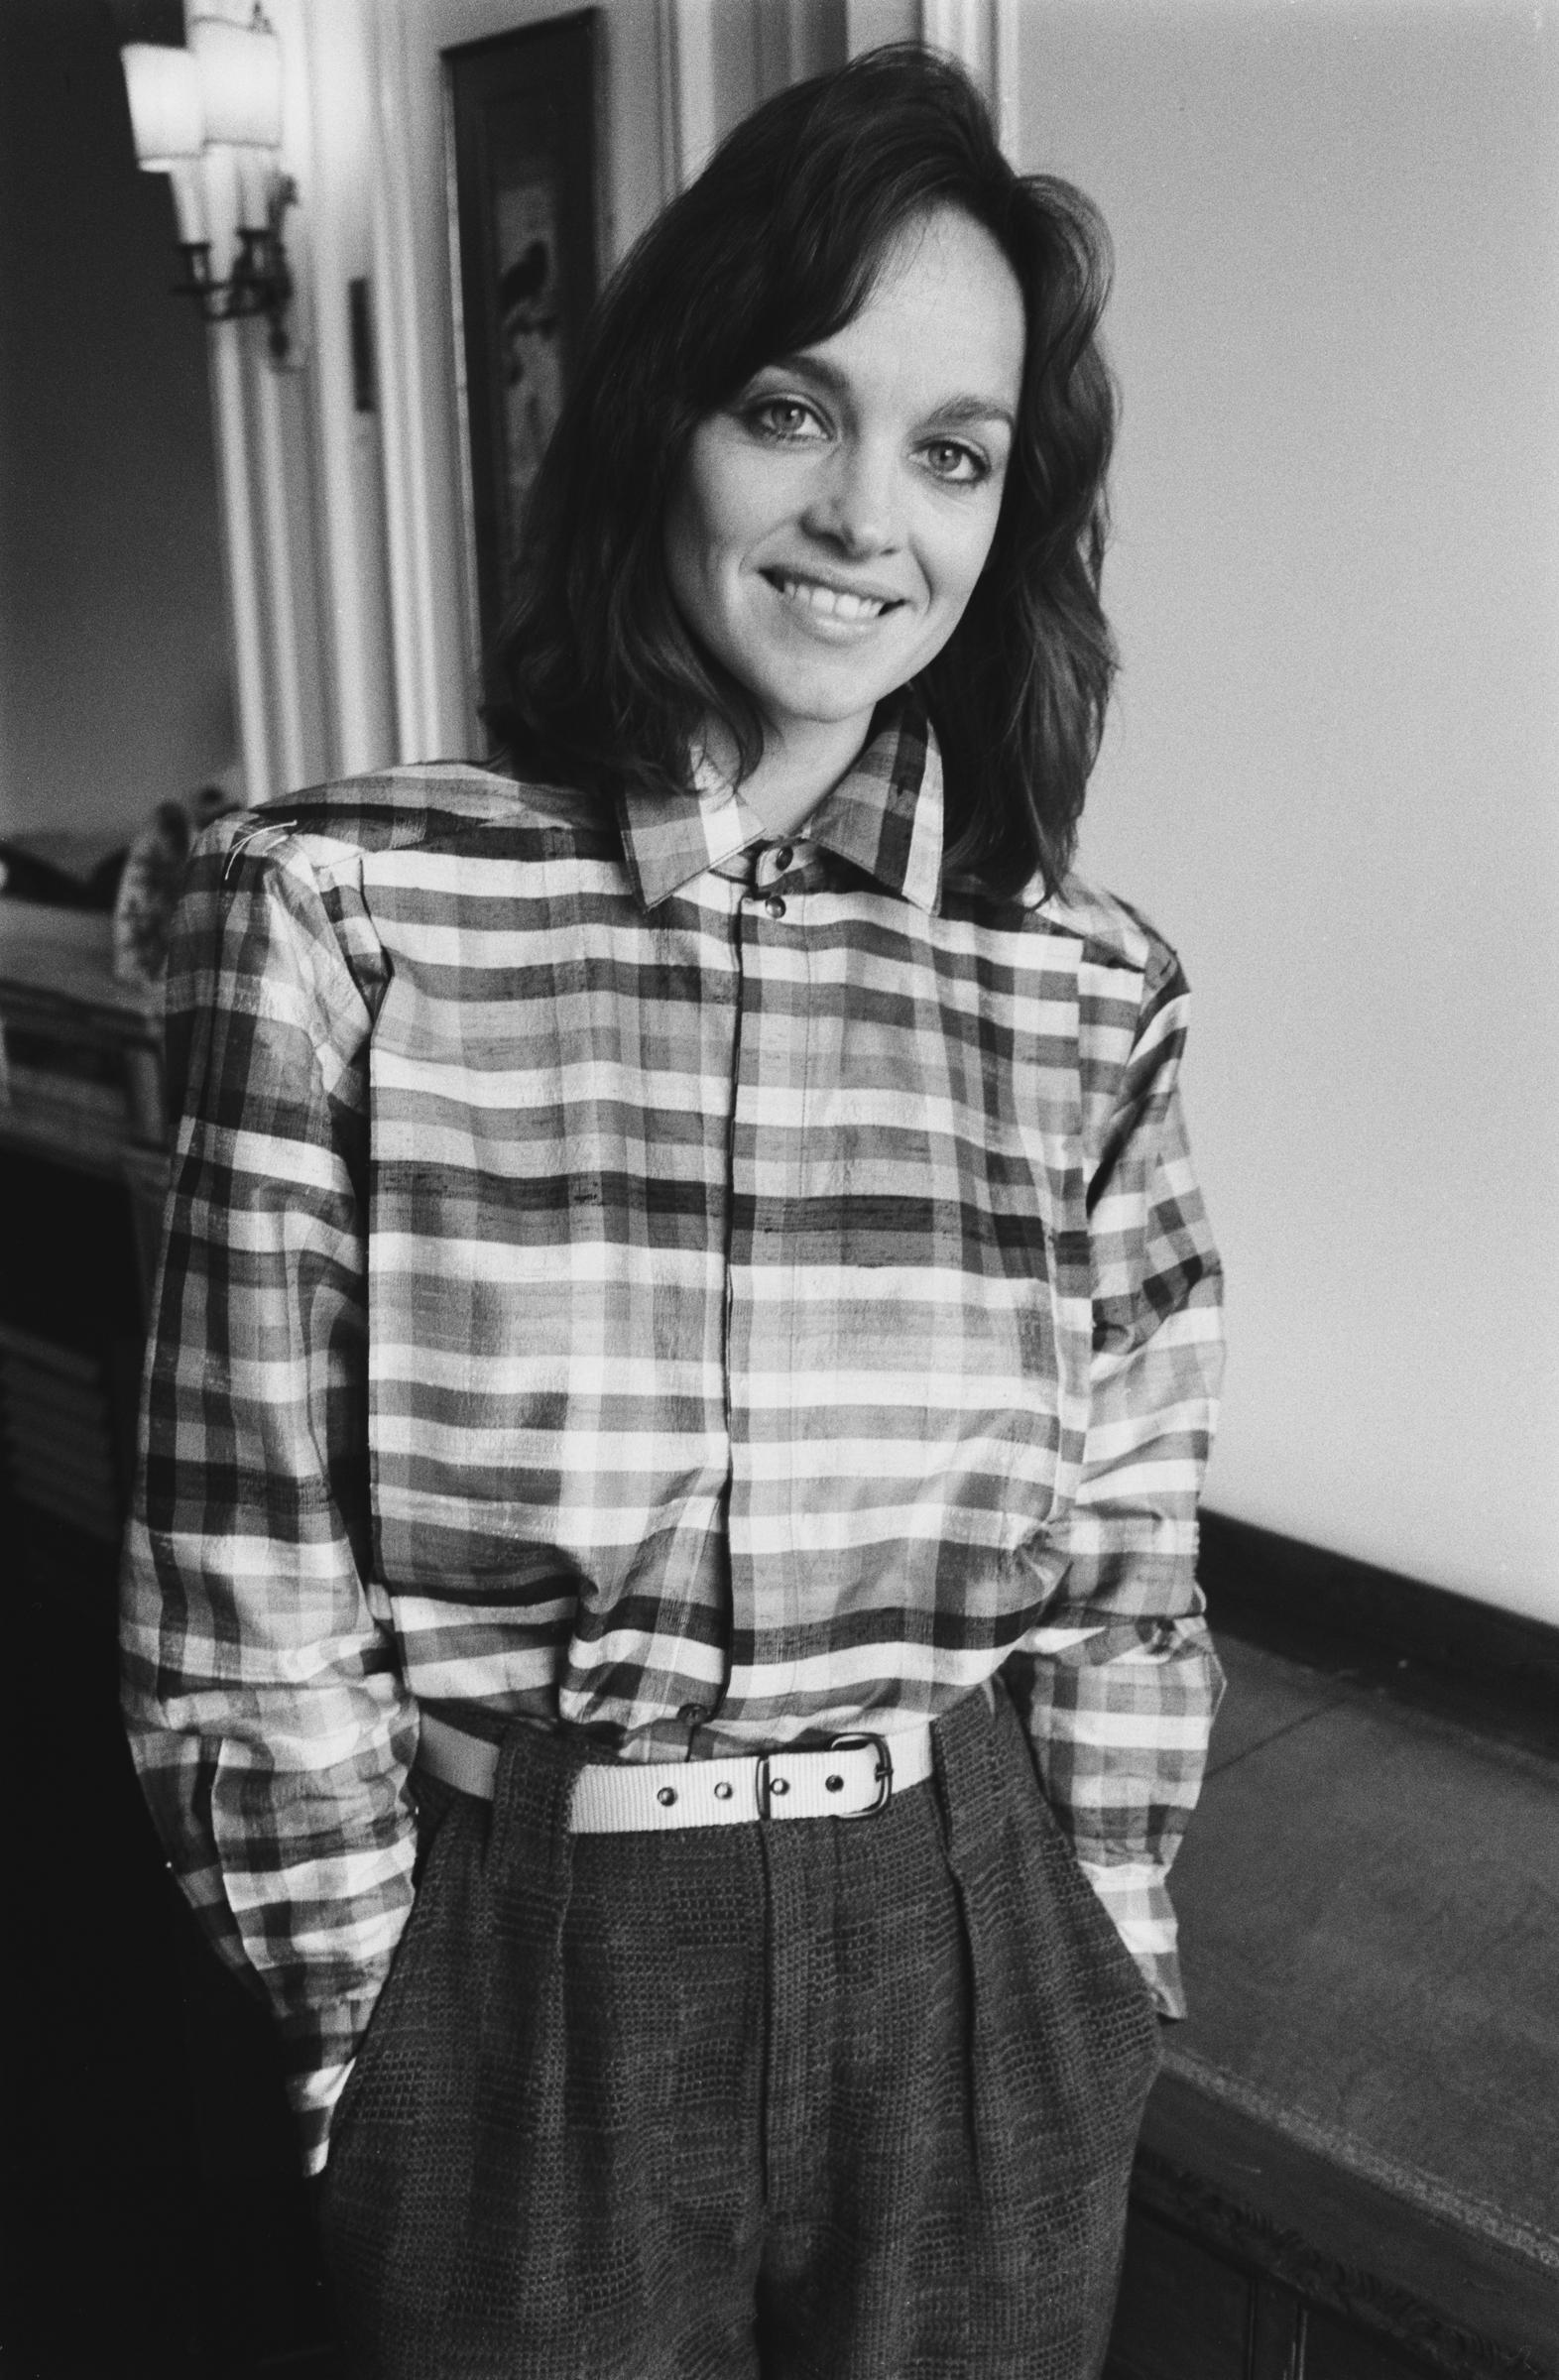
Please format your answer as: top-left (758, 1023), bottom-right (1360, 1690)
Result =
top-left (319, 1678), bottom-right (1160, 2380)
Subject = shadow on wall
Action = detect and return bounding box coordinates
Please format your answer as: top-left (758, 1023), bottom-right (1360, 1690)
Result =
top-left (0, 0), bottom-right (235, 843)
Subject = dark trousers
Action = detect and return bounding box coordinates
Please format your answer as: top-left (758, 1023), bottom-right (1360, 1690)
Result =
top-left (320, 1681), bottom-right (1160, 2379)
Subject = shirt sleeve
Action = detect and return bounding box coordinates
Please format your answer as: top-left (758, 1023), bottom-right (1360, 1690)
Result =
top-left (1004, 933), bottom-right (1226, 2016)
top-left (119, 818), bottom-right (417, 2177)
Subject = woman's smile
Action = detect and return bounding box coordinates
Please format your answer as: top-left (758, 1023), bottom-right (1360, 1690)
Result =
top-left (762, 567), bottom-right (905, 631)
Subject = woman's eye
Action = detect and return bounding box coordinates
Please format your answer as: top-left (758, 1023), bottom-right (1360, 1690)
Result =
top-left (922, 440), bottom-right (989, 485)
top-left (746, 398), bottom-right (824, 442)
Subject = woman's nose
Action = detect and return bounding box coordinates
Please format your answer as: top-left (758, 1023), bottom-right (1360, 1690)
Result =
top-left (799, 440), bottom-right (902, 556)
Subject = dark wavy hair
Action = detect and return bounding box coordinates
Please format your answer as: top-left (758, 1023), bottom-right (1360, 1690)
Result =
top-left (486, 44), bottom-right (1118, 899)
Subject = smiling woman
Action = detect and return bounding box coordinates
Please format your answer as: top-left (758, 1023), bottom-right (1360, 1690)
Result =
top-left (489, 45), bottom-right (1119, 897)
top-left (661, 209), bottom-right (1024, 836)
top-left (121, 42), bottom-right (1225, 2380)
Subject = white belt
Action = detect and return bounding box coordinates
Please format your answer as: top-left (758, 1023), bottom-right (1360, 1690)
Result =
top-left (418, 1711), bottom-right (937, 1831)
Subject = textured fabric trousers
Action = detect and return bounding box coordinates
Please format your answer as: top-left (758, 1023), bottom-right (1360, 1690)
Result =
top-left (319, 1680), bottom-right (1161, 2380)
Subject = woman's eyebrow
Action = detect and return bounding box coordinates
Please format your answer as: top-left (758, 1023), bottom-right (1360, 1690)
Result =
top-left (932, 394), bottom-right (1017, 433)
top-left (756, 351), bottom-right (1016, 434)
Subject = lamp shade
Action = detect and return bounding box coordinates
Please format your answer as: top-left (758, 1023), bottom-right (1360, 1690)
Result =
top-left (187, 17), bottom-right (283, 152)
top-left (120, 43), bottom-right (204, 166)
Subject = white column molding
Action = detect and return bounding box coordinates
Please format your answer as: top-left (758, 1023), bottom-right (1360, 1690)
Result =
top-left (364, 0), bottom-right (466, 763)
top-left (250, 354), bottom-right (334, 792)
top-left (250, 365), bottom-right (308, 791)
top-left (264, 0), bottom-right (333, 793)
top-left (921, 0), bottom-right (990, 82)
top-left (294, 0), bottom-right (397, 776)
top-left (206, 323), bottom-right (274, 808)
top-left (658, 0), bottom-right (721, 194)
top-left (181, 0), bottom-right (339, 804)
top-left (991, 0), bottom-right (1019, 160)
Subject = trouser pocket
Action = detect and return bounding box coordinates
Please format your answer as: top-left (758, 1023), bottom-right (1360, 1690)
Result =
top-left (318, 1772), bottom-right (499, 2372)
top-left (932, 1683), bottom-right (1160, 2315)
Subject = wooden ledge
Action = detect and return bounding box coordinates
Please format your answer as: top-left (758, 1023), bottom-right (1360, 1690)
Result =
top-left (1123, 1582), bottom-right (1559, 2377)
top-left (1136, 2055), bottom-right (1558, 2375)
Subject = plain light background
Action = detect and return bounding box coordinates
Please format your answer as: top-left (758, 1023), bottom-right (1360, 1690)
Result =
top-left (1027, 0), bottom-right (1558, 1616)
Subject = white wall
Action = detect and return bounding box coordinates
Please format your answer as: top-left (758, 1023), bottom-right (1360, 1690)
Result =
top-left (1016, 0), bottom-right (1558, 1616)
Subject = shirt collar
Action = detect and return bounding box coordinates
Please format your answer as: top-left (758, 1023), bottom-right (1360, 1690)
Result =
top-left (616, 689), bottom-right (944, 914)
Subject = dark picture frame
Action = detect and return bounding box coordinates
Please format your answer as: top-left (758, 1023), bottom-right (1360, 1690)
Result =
top-left (445, 12), bottom-right (599, 707)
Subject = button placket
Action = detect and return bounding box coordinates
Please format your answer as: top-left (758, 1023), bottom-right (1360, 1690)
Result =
top-left (757, 838), bottom-right (803, 922)
top-left (725, 878), bottom-right (810, 1729)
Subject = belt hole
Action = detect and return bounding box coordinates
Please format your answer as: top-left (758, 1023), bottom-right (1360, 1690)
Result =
top-left (713, 1782), bottom-right (733, 1801)
top-left (825, 1773), bottom-right (844, 1792)
top-left (657, 1786), bottom-right (676, 1807)
top-left (770, 1776), bottom-right (789, 1796)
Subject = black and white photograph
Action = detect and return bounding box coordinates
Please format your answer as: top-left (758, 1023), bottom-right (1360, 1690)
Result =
top-left (1, 2), bottom-right (1554, 2376)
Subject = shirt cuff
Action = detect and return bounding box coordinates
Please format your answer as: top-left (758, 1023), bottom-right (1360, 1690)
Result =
top-left (279, 1992), bottom-right (381, 2179)
top-left (1077, 1854), bottom-right (1187, 2019)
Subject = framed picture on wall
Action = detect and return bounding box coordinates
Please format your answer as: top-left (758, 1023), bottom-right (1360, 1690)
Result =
top-left (445, 12), bottom-right (599, 708)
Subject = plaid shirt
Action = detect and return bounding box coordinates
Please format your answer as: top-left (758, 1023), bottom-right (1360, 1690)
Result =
top-left (122, 698), bottom-right (1224, 2175)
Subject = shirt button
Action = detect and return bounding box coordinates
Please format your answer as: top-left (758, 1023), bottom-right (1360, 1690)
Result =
top-left (773, 844), bottom-right (793, 873)
top-left (765, 894), bottom-right (786, 920)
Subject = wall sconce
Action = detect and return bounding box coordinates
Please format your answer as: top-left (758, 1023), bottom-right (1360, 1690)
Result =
top-left (121, 5), bottom-right (295, 361)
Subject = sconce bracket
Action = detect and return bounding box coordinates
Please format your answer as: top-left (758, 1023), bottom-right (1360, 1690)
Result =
top-left (173, 174), bottom-right (297, 363)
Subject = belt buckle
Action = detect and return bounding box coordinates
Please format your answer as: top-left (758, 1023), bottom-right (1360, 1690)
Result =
top-left (828, 1732), bottom-right (894, 1819)
top-left (755, 1735), bottom-right (893, 1820)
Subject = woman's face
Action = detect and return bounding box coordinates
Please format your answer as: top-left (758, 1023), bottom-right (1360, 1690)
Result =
top-left (663, 206), bottom-right (1025, 753)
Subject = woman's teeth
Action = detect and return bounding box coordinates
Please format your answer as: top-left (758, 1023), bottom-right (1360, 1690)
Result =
top-left (773, 574), bottom-right (892, 621)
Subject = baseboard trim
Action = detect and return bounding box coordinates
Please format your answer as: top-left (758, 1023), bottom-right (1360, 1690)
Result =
top-left (1196, 1510), bottom-right (1558, 1748)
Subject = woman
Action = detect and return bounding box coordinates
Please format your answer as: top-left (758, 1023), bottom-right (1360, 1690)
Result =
top-left (122, 46), bottom-right (1223, 2380)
